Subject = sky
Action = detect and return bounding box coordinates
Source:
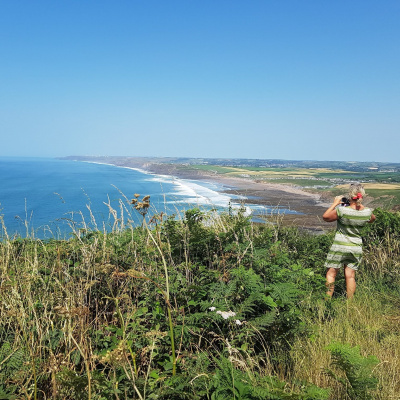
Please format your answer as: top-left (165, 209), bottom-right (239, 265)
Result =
top-left (0, 1), bottom-right (399, 162)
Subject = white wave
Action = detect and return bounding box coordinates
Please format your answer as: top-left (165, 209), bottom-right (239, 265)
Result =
top-left (167, 178), bottom-right (234, 207)
top-left (83, 161), bottom-right (298, 216)
top-left (87, 162), bottom-right (235, 207)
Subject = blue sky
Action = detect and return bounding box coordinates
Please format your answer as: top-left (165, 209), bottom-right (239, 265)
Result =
top-left (0, 1), bottom-right (399, 162)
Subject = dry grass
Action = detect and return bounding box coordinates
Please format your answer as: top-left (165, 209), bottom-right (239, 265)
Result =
top-left (290, 291), bottom-right (400, 400)
top-left (288, 237), bottom-right (400, 400)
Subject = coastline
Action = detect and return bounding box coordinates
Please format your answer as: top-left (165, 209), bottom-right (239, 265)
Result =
top-left (63, 156), bottom-right (333, 232)
top-left (147, 166), bottom-right (333, 232)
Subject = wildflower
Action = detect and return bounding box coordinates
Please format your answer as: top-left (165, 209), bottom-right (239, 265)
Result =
top-left (235, 319), bottom-right (242, 325)
top-left (209, 306), bottom-right (216, 311)
top-left (216, 310), bottom-right (236, 319)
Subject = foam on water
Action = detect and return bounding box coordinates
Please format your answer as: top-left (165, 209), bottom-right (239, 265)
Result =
top-left (69, 161), bottom-right (244, 209)
top-left (0, 158), bottom-right (300, 238)
top-left (118, 165), bottom-right (299, 217)
top-left (155, 177), bottom-right (233, 206)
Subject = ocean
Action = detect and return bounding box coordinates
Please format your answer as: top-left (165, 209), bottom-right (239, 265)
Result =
top-left (0, 157), bottom-right (296, 239)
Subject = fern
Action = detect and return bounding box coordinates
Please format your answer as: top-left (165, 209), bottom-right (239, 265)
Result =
top-left (251, 311), bottom-right (277, 329)
top-left (0, 342), bottom-right (27, 383)
top-left (326, 342), bottom-right (379, 400)
top-left (299, 383), bottom-right (330, 400)
top-left (205, 357), bottom-right (329, 400)
top-left (268, 282), bottom-right (302, 308)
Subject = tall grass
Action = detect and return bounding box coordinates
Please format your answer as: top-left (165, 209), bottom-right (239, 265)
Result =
top-left (0, 202), bottom-right (399, 399)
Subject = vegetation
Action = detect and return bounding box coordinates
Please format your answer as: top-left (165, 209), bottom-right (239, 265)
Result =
top-left (0, 201), bottom-right (399, 399)
top-left (188, 163), bottom-right (400, 206)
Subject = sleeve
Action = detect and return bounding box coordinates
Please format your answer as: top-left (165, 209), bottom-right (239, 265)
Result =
top-left (336, 206), bottom-right (342, 218)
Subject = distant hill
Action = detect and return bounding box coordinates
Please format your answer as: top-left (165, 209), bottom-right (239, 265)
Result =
top-left (59, 155), bottom-right (400, 173)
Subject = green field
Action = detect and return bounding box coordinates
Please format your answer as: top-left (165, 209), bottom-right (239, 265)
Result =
top-left (260, 178), bottom-right (333, 187)
top-left (363, 189), bottom-right (400, 208)
top-left (190, 164), bottom-right (400, 208)
top-left (189, 164), bottom-right (241, 174)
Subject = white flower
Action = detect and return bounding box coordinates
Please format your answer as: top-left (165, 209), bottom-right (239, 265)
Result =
top-left (216, 310), bottom-right (236, 319)
top-left (235, 319), bottom-right (242, 325)
top-left (209, 307), bottom-right (216, 311)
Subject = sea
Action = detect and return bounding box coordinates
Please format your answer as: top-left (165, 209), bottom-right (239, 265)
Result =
top-left (0, 157), bottom-right (298, 239)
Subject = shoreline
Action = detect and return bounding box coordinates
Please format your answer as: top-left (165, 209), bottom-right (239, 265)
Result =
top-left (163, 170), bottom-right (333, 232)
top-left (64, 157), bottom-right (334, 232)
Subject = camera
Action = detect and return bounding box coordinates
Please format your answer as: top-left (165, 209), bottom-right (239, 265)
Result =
top-left (341, 197), bottom-right (350, 206)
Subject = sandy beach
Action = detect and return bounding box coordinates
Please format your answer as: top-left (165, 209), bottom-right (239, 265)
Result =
top-left (147, 165), bottom-right (333, 232)
top-left (64, 156), bottom-right (334, 232)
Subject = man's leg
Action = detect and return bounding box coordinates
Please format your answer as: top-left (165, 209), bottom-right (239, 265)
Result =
top-left (326, 268), bottom-right (338, 297)
top-left (344, 266), bottom-right (356, 298)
